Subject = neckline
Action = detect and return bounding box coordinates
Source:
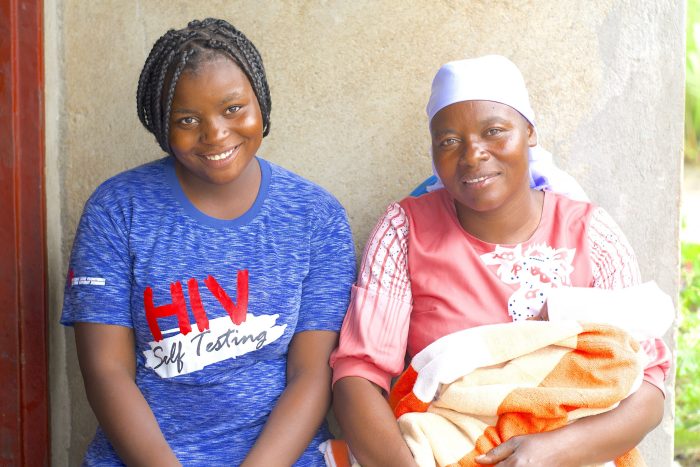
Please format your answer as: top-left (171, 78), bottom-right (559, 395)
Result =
top-left (164, 156), bottom-right (271, 229)
top-left (440, 189), bottom-right (552, 251)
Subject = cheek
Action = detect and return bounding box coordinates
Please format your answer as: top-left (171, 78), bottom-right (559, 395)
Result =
top-left (500, 138), bottom-right (530, 163)
top-left (242, 112), bottom-right (264, 135)
top-left (168, 130), bottom-right (196, 153)
top-left (433, 153), bottom-right (455, 176)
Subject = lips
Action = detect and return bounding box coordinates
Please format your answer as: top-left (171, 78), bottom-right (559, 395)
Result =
top-left (200, 144), bottom-right (240, 162)
top-left (461, 172), bottom-right (499, 185)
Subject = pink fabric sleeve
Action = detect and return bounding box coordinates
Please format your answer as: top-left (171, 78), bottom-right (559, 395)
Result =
top-left (587, 207), bottom-right (670, 394)
top-left (330, 203), bottom-right (413, 393)
top-left (588, 207), bottom-right (642, 289)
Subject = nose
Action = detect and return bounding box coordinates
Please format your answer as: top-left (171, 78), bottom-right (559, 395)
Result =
top-left (460, 139), bottom-right (490, 166)
top-left (201, 117), bottom-right (229, 144)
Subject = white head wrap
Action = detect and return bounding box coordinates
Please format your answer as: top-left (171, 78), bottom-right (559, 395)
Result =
top-left (424, 55), bottom-right (588, 202)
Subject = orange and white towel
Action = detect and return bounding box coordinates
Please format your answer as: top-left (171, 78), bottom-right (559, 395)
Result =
top-left (388, 321), bottom-right (645, 467)
top-left (318, 439), bottom-right (359, 467)
top-left (323, 282), bottom-right (673, 466)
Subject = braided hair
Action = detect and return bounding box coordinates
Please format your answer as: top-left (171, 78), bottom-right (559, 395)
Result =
top-left (136, 18), bottom-right (271, 154)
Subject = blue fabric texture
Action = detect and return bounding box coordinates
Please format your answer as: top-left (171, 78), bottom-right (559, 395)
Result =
top-left (61, 156), bottom-right (356, 466)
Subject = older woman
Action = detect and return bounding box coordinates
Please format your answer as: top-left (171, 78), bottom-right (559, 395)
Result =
top-left (330, 55), bottom-right (669, 466)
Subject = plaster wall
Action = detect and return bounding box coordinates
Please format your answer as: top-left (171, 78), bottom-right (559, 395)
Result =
top-left (46, 1), bottom-right (684, 465)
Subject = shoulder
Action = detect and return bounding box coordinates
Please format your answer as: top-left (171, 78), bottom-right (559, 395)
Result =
top-left (545, 194), bottom-right (626, 242)
top-left (78, 157), bottom-right (170, 235)
top-left (398, 188), bottom-right (452, 225)
top-left (368, 201), bottom-right (410, 238)
top-left (399, 188), bottom-right (445, 209)
top-left (87, 157), bottom-right (168, 208)
top-left (544, 191), bottom-right (598, 232)
top-left (265, 160), bottom-right (348, 217)
top-left (587, 204), bottom-right (630, 245)
top-left (546, 191), bottom-right (597, 215)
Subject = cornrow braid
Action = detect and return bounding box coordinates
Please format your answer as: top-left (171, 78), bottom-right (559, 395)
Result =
top-left (136, 18), bottom-right (271, 155)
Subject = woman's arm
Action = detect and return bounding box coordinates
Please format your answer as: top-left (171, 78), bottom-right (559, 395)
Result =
top-left (241, 330), bottom-right (339, 466)
top-left (478, 206), bottom-right (667, 465)
top-left (333, 376), bottom-right (417, 467)
top-left (330, 202), bottom-right (415, 465)
top-left (75, 322), bottom-right (180, 467)
top-left (475, 381), bottom-right (664, 466)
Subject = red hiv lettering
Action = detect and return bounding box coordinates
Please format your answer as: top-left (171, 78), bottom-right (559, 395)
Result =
top-left (204, 269), bottom-right (249, 325)
top-left (144, 282), bottom-right (192, 341)
top-left (187, 278), bottom-right (210, 332)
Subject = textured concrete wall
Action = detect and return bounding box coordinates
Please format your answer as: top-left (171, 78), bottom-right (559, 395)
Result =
top-left (46, 1), bottom-right (684, 465)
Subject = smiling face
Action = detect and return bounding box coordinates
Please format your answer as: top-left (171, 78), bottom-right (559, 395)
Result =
top-left (168, 55), bottom-right (263, 194)
top-left (430, 100), bottom-right (537, 216)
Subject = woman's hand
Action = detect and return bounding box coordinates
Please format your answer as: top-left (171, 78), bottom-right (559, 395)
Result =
top-left (474, 430), bottom-right (577, 466)
top-left (241, 330), bottom-right (338, 466)
top-left (475, 381), bottom-right (663, 466)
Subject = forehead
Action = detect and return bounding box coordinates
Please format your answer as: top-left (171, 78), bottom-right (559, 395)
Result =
top-left (172, 56), bottom-right (253, 106)
top-left (430, 100), bottom-right (528, 133)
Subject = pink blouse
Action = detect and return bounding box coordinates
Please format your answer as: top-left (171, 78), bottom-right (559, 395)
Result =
top-left (331, 190), bottom-right (670, 394)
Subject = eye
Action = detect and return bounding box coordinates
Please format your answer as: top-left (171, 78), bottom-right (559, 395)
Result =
top-left (439, 137), bottom-right (460, 147)
top-left (176, 116), bottom-right (198, 127)
top-left (225, 105), bottom-right (242, 115)
top-left (486, 128), bottom-right (504, 137)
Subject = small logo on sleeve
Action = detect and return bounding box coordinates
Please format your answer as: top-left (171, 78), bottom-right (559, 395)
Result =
top-left (71, 276), bottom-right (106, 286)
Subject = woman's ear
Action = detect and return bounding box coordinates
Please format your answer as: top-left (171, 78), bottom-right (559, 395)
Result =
top-left (527, 124), bottom-right (538, 147)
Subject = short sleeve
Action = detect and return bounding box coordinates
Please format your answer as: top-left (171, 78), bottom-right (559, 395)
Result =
top-left (61, 192), bottom-right (133, 328)
top-left (294, 199), bottom-right (356, 333)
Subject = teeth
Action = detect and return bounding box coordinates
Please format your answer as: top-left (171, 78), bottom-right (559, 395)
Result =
top-left (205, 148), bottom-right (234, 161)
top-left (465, 175), bottom-right (490, 184)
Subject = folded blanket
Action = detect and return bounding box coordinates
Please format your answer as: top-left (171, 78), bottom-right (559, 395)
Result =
top-left (389, 321), bottom-right (645, 467)
top-left (324, 283), bottom-right (673, 467)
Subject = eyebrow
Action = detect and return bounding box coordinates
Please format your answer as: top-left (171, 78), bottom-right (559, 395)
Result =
top-left (219, 91), bottom-right (245, 105)
top-left (431, 128), bottom-right (458, 138)
top-left (431, 115), bottom-right (515, 135)
top-left (480, 116), bottom-right (512, 125)
top-left (171, 91), bottom-right (246, 115)
top-left (172, 107), bottom-right (197, 115)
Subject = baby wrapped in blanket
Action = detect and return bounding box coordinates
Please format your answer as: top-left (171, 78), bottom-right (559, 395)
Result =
top-left (323, 282), bottom-right (673, 467)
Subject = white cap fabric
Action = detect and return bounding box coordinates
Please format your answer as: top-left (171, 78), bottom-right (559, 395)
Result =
top-left (424, 55), bottom-right (588, 202)
top-left (427, 55), bottom-right (535, 125)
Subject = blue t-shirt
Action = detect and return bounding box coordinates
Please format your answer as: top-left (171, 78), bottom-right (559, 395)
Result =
top-left (61, 157), bottom-right (356, 466)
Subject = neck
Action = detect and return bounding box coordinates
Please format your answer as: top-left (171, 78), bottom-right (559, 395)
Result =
top-left (175, 157), bottom-right (262, 220)
top-left (455, 189), bottom-right (544, 244)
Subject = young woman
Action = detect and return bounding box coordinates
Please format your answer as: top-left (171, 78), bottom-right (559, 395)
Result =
top-left (61, 18), bottom-right (355, 466)
top-left (330, 55), bottom-right (670, 466)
